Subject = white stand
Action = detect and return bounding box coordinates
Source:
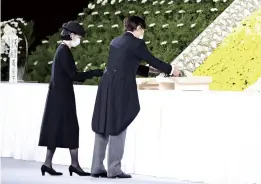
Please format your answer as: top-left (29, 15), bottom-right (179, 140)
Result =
top-left (137, 76), bottom-right (212, 91)
top-left (8, 36), bottom-right (19, 83)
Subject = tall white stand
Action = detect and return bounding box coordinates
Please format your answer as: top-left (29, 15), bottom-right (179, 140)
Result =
top-left (8, 35), bottom-right (18, 83)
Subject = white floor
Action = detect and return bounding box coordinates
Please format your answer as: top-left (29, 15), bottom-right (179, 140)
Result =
top-left (1, 158), bottom-right (204, 184)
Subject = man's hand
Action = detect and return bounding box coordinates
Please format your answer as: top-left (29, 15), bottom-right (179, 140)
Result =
top-left (171, 66), bottom-right (181, 77)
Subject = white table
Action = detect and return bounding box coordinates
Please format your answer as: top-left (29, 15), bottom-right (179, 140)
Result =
top-left (0, 83), bottom-right (261, 184)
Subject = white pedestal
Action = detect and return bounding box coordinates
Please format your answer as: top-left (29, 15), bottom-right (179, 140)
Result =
top-left (137, 76), bottom-right (212, 91)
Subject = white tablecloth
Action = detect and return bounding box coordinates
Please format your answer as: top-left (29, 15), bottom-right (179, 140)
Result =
top-left (0, 83), bottom-right (261, 184)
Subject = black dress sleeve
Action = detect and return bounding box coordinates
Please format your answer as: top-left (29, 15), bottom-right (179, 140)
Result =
top-left (59, 46), bottom-right (103, 82)
top-left (134, 40), bottom-right (172, 75)
top-left (136, 65), bottom-right (150, 77)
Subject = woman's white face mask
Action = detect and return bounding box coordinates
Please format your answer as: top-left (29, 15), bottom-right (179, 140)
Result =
top-left (71, 38), bottom-right (81, 47)
top-left (71, 34), bottom-right (81, 47)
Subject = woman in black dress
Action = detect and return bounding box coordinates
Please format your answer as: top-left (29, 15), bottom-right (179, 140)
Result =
top-left (38, 21), bottom-right (103, 176)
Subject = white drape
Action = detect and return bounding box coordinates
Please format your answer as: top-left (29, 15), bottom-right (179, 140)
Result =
top-left (0, 83), bottom-right (261, 184)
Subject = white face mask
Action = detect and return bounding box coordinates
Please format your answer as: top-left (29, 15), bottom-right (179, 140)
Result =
top-left (138, 34), bottom-right (144, 39)
top-left (71, 38), bottom-right (80, 47)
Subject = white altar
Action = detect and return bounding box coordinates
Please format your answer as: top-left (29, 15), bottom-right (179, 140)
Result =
top-left (0, 83), bottom-right (261, 184)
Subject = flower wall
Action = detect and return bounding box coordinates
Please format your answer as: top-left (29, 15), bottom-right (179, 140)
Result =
top-left (193, 7), bottom-right (261, 91)
top-left (171, 0), bottom-right (260, 75)
top-left (25, 0), bottom-right (233, 84)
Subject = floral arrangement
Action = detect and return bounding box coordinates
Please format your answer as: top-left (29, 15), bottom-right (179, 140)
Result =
top-left (25, 0), bottom-right (233, 84)
top-left (0, 18), bottom-right (34, 81)
top-left (193, 7), bottom-right (261, 91)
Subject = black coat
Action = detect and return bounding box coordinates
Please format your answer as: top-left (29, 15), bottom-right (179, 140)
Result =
top-left (39, 44), bottom-right (102, 149)
top-left (92, 32), bottom-right (172, 136)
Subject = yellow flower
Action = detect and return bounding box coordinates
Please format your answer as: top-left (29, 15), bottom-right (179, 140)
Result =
top-left (193, 8), bottom-right (261, 91)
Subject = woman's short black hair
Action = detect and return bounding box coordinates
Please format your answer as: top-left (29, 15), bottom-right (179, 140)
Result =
top-left (61, 29), bottom-right (74, 40)
top-left (124, 16), bottom-right (146, 32)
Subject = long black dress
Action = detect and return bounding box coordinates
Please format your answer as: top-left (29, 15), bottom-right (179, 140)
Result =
top-left (39, 44), bottom-right (102, 149)
top-left (91, 32), bottom-right (172, 136)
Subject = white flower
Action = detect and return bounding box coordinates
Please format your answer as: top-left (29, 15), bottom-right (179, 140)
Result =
top-left (177, 23), bottom-right (184, 27)
top-left (172, 40), bottom-right (179, 44)
top-left (129, 10), bottom-right (135, 14)
top-left (87, 63), bottom-right (92, 66)
top-left (159, 0), bottom-right (165, 4)
top-left (184, 0), bottom-right (189, 2)
top-left (115, 11), bottom-right (121, 15)
top-left (196, 9), bottom-right (203, 13)
top-left (75, 62), bottom-right (78, 65)
top-left (119, 0), bottom-right (123, 2)
top-left (223, 0), bottom-right (227, 2)
top-left (143, 11), bottom-right (149, 14)
top-left (84, 66), bottom-right (89, 72)
top-left (79, 23), bottom-right (83, 25)
top-left (155, 11), bottom-right (160, 14)
top-left (141, 0), bottom-right (147, 3)
top-left (104, 12), bottom-right (110, 15)
top-left (97, 0), bottom-right (103, 4)
top-left (97, 40), bottom-right (102, 43)
top-left (48, 61), bottom-right (53, 64)
top-left (149, 23), bottom-right (156, 27)
top-left (78, 12), bottom-right (84, 16)
top-left (190, 23), bottom-right (196, 28)
top-left (179, 10), bottom-right (186, 13)
top-left (83, 40), bottom-right (89, 43)
top-left (42, 40), bottom-right (48, 43)
top-left (97, 24), bottom-right (103, 28)
top-left (88, 3), bottom-right (95, 9)
top-left (210, 8), bottom-right (218, 12)
top-left (91, 11), bottom-right (99, 15)
top-left (213, 0), bottom-right (219, 2)
top-left (165, 10), bottom-right (172, 14)
top-left (168, 1), bottom-right (173, 4)
top-left (18, 31), bottom-right (22, 34)
top-left (162, 24), bottom-right (169, 28)
top-left (34, 61), bottom-right (38, 65)
top-left (111, 0), bottom-right (116, 4)
top-left (145, 41), bottom-right (150, 44)
top-left (111, 24), bottom-right (119, 28)
top-left (88, 24), bottom-right (95, 28)
top-left (160, 41), bottom-right (167, 45)
top-left (196, 0), bottom-right (201, 2)
top-left (102, 0), bottom-right (107, 5)
top-left (153, 1), bottom-right (158, 5)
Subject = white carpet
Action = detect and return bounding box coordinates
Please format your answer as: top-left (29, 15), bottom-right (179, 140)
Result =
top-left (1, 158), bottom-right (203, 184)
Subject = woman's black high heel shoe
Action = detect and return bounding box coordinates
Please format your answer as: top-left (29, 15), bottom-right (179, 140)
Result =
top-left (69, 165), bottom-right (90, 176)
top-left (41, 165), bottom-right (63, 176)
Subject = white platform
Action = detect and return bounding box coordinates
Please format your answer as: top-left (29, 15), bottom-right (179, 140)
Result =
top-left (1, 83), bottom-right (261, 184)
top-left (1, 158), bottom-right (199, 184)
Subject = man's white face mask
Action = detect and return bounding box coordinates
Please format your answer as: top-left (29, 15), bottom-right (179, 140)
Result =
top-left (137, 26), bottom-right (144, 39)
top-left (138, 34), bottom-right (144, 39)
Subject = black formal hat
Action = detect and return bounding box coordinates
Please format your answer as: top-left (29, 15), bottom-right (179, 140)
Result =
top-left (62, 21), bottom-right (85, 37)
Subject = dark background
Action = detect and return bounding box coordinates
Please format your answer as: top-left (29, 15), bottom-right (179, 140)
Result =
top-left (2, 0), bottom-right (90, 51)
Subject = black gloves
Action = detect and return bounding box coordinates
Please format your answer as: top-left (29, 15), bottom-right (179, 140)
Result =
top-left (90, 69), bottom-right (104, 77)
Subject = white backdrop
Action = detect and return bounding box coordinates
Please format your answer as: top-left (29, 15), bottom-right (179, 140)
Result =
top-left (0, 83), bottom-right (261, 184)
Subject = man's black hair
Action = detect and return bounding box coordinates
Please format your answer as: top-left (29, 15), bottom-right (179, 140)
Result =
top-left (123, 16), bottom-right (146, 32)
